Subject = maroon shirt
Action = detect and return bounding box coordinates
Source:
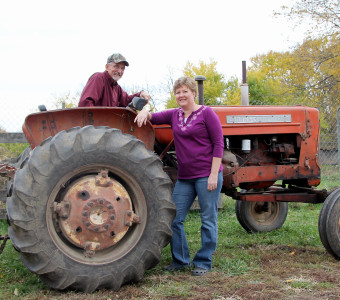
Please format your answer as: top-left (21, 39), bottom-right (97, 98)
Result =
top-left (78, 71), bottom-right (141, 107)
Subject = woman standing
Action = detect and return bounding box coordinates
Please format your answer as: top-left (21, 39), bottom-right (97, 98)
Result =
top-left (134, 76), bottom-right (224, 276)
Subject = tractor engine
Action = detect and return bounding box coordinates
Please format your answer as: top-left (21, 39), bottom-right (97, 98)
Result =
top-left (223, 133), bottom-right (301, 190)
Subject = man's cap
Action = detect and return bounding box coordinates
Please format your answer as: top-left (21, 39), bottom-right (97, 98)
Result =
top-left (107, 53), bottom-right (129, 66)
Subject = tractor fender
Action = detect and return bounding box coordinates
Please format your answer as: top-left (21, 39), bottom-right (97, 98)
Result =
top-left (22, 107), bottom-right (155, 150)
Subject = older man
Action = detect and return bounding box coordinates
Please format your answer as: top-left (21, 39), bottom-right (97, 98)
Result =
top-left (78, 53), bottom-right (150, 107)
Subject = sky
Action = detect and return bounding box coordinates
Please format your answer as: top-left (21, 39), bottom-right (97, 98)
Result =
top-left (0, 0), bottom-right (306, 132)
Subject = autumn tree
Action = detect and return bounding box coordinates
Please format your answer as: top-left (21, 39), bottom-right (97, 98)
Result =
top-left (248, 34), bottom-right (339, 149)
top-left (225, 76), bottom-right (241, 105)
top-left (53, 91), bottom-right (81, 109)
top-left (165, 59), bottom-right (229, 108)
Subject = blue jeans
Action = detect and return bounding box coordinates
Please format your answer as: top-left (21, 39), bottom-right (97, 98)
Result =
top-left (170, 172), bottom-right (223, 270)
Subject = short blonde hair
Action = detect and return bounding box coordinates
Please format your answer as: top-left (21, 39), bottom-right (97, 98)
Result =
top-left (173, 76), bottom-right (197, 98)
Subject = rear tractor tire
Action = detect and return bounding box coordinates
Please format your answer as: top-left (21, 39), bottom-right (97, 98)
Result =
top-left (318, 188), bottom-right (340, 260)
top-left (235, 200), bottom-right (288, 233)
top-left (6, 126), bottom-right (176, 292)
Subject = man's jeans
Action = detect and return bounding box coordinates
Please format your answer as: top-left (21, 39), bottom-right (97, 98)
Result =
top-left (170, 172), bottom-right (223, 270)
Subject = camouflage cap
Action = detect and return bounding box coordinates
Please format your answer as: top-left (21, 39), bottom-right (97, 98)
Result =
top-left (107, 53), bottom-right (129, 66)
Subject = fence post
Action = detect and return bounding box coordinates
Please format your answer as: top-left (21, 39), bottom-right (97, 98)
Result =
top-left (337, 108), bottom-right (340, 178)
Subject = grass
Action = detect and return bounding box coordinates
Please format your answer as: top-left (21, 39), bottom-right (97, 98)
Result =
top-left (0, 195), bottom-right (339, 300)
top-left (0, 146), bottom-right (338, 299)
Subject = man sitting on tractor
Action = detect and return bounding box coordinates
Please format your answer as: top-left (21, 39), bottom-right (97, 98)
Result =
top-left (78, 53), bottom-right (150, 107)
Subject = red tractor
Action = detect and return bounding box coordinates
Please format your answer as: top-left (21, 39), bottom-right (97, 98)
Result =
top-left (5, 84), bottom-right (340, 292)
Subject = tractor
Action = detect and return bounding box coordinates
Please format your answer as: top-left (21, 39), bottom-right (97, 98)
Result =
top-left (4, 79), bottom-right (340, 292)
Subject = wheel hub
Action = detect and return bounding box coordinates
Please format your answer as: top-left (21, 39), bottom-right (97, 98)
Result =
top-left (82, 198), bottom-right (116, 233)
top-left (250, 202), bottom-right (279, 225)
top-left (54, 170), bottom-right (140, 253)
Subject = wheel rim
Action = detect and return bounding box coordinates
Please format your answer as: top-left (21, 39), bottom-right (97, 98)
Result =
top-left (46, 164), bottom-right (147, 264)
top-left (249, 202), bottom-right (280, 226)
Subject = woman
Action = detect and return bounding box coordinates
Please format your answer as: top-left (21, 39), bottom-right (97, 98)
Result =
top-left (134, 76), bottom-right (224, 276)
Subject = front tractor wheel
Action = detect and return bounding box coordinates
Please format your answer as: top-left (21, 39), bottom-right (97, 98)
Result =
top-left (235, 200), bottom-right (288, 233)
top-left (6, 126), bottom-right (176, 292)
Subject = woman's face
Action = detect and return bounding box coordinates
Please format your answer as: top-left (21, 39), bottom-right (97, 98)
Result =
top-left (175, 85), bottom-right (196, 108)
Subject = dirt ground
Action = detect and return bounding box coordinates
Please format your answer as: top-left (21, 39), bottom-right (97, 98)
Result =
top-left (27, 245), bottom-right (339, 300)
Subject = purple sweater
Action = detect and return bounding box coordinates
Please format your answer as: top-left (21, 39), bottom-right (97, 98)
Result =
top-left (151, 106), bottom-right (224, 179)
top-left (78, 71), bottom-right (140, 107)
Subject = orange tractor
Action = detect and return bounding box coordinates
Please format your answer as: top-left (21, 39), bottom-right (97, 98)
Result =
top-left (5, 82), bottom-right (340, 292)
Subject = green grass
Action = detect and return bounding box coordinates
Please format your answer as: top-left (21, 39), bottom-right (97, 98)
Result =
top-left (0, 143), bottom-right (28, 161)
top-left (1, 195), bottom-right (338, 299)
top-left (0, 163), bottom-right (339, 299)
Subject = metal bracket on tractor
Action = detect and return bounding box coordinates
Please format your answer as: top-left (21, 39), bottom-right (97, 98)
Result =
top-left (0, 234), bottom-right (9, 255)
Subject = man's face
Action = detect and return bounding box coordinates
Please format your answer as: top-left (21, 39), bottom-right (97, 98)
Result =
top-left (106, 62), bottom-right (126, 81)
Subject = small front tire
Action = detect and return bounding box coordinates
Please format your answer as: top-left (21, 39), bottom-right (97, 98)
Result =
top-left (235, 200), bottom-right (288, 233)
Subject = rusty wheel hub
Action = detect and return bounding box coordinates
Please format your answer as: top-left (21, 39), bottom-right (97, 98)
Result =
top-left (250, 202), bottom-right (279, 225)
top-left (54, 170), bottom-right (140, 254)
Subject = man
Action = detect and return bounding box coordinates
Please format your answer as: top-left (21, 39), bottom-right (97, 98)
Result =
top-left (78, 53), bottom-right (150, 107)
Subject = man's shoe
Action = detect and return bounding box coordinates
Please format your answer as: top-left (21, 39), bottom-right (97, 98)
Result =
top-left (163, 264), bottom-right (190, 271)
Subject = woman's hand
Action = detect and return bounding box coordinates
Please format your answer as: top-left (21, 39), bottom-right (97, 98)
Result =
top-left (207, 173), bottom-right (218, 191)
top-left (134, 108), bottom-right (150, 127)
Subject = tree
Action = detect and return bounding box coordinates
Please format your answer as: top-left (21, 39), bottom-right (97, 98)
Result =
top-left (225, 76), bottom-right (241, 105)
top-left (247, 35), bottom-right (340, 149)
top-left (53, 91), bottom-right (81, 109)
top-left (277, 0), bottom-right (340, 36)
top-left (165, 59), bottom-right (229, 108)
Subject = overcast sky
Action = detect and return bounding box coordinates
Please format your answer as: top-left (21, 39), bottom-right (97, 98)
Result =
top-left (0, 0), bottom-right (306, 131)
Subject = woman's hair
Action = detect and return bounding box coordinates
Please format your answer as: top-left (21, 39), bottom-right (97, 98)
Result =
top-left (173, 76), bottom-right (197, 97)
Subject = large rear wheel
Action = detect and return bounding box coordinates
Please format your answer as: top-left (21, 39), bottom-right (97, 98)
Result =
top-left (235, 200), bottom-right (288, 233)
top-left (6, 126), bottom-right (176, 292)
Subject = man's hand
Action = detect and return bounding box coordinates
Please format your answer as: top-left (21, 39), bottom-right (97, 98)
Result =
top-left (140, 91), bottom-right (151, 103)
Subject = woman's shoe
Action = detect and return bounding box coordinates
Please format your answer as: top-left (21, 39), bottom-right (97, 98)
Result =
top-left (191, 267), bottom-right (209, 276)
